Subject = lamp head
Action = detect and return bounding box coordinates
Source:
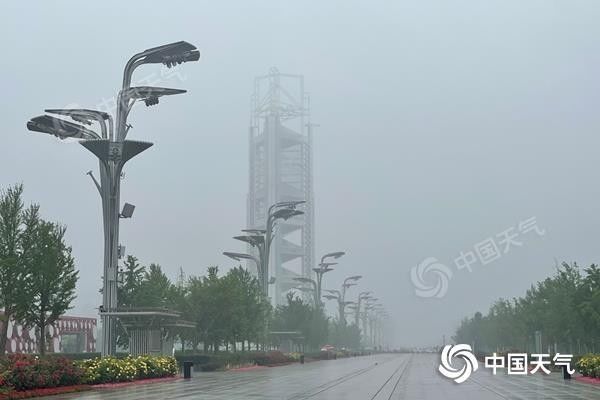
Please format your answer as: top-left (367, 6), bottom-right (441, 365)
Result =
top-left (223, 251), bottom-right (255, 262)
top-left (140, 41), bottom-right (200, 67)
top-left (123, 86), bottom-right (187, 107)
top-left (324, 251), bottom-right (345, 259)
top-left (272, 208), bottom-right (303, 221)
top-left (241, 229), bottom-right (266, 235)
top-left (45, 109), bottom-right (110, 125)
top-left (27, 115), bottom-right (99, 140)
top-left (233, 235), bottom-right (264, 247)
top-left (345, 275), bottom-right (362, 282)
top-left (274, 200), bottom-right (306, 210)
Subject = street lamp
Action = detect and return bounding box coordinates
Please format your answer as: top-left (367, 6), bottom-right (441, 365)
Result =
top-left (321, 252), bottom-right (345, 264)
top-left (231, 200), bottom-right (303, 300)
top-left (233, 233), bottom-right (267, 295)
top-left (26, 41), bottom-right (199, 357)
top-left (312, 250), bottom-right (345, 310)
top-left (322, 291), bottom-right (355, 325)
top-left (293, 277), bottom-right (319, 307)
top-left (223, 251), bottom-right (260, 270)
top-left (354, 291), bottom-right (372, 327)
top-left (261, 202), bottom-right (305, 300)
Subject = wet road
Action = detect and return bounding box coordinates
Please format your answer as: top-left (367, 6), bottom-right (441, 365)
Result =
top-left (48, 353), bottom-right (600, 399)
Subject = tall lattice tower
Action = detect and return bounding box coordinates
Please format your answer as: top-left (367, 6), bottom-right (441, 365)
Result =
top-left (247, 67), bottom-right (315, 305)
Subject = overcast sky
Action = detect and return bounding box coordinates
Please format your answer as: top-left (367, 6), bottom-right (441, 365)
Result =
top-left (2, 0), bottom-right (600, 347)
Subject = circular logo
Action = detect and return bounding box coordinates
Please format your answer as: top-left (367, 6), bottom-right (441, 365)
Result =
top-left (410, 257), bottom-right (453, 298)
top-left (439, 344), bottom-right (479, 383)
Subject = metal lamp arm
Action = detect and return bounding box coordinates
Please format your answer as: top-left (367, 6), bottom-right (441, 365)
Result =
top-left (86, 171), bottom-right (102, 195)
top-left (122, 58), bottom-right (146, 90)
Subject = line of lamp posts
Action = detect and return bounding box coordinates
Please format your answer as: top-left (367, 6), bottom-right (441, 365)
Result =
top-left (225, 232), bottom-right (388, 349)
top-left (24, 39), bottom-right (388, 355)
top-left (293, 256), bottom-right (388, 350)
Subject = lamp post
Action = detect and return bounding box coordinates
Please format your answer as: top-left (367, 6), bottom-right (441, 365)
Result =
top-left (322, 293), bottom-right (343, 321)
top-left (362, 298), bottom-right (378, 346)
top-left (26, 41), bottom-right (200, 357)
top-left (293, 277), bottom-right (319, 307)
top-left (311, 251), bottom-right (345, 310)
top-left (332, 275), bottom-right (362, 325)
top-left (342, 275), bottom-right (362, 303)
top-left (233, 230), bottom-right (266, 294)
top-left (231, 202), bottom-right (304, 299)
top-left (354, 291), bottom-right (372, 327)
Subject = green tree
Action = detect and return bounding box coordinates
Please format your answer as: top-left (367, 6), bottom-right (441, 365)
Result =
top-left (187, 266), bottom-right (225, 352)
top-left (272, 293), bottom-right (328, 351)
top-left (119, 255), bottom-right (145, 307)
top-left (0, 184), bottom-right (40, 354)
top-left (453, 262), bottom-right (600, 354)
top-left (116, 255), bottom-right (146, 348)
top-left (133, 263), bottom-right (174, 309)
top-left (15, 220), bottom-right (78, 355)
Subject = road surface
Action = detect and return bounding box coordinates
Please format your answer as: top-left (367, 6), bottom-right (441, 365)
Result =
top-left (47, 353), bottom-right (600, 399)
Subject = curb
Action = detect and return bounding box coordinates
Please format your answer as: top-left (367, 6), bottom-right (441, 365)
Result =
top-left (92, 376), bottom-right (181, 389)
top-left (574, 376), bottom-right (600, 385)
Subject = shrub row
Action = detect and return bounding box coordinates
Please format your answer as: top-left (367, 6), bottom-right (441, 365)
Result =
top-left (176, 351), bottom-right (294, 371)
top-left (576, 354), bottom-right (600, 378)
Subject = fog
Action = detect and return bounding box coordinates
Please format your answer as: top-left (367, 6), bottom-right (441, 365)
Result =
top-left (2, 0), bottom-right (600, 348)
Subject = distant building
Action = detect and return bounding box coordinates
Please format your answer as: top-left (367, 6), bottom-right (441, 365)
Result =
top-left (247, 68), bottom-right (316, 305)
top-left (0, 313), bottom-right (97, 353)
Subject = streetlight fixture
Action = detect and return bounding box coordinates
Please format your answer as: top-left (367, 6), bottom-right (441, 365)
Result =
top-left (232, 233), bottom-right (267, 295)
top-left (322, 290), bottom-right (356, 325)
top-left (250, 202), bottom-right (305, 300)
top-left (27, 115), bottom-right (100, 140)
top-left (223, 251), bottom-right (260, 269)
top-left (293, 277), bottom-right (319, 307)
top-left (26, 41), bottom-right (199, 357)
top-left (354, 291), bottom-right (372, 326)
top-left (229, 200), bottom-right (303, 299)
top-left (312, 250), bottom-right (345, 310)
top-left (321, 252), bottom-right (345, 264)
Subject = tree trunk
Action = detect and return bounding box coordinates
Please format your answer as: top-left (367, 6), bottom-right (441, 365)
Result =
top-left (39, 323), bottom-right (46, 356)
top-left (0, 312), bottom-right (9, 354)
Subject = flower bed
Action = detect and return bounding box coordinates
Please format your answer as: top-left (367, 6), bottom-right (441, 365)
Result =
top-left (0, 354), bottom-right (178, 399)
top-left (0, 354), bottom-right (83, 391)
top-left (576, 354), bottom-right (600, 378)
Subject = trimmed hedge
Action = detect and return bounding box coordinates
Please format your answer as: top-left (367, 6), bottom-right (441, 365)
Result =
top-left (175, 351), bottom-right (294, 371)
